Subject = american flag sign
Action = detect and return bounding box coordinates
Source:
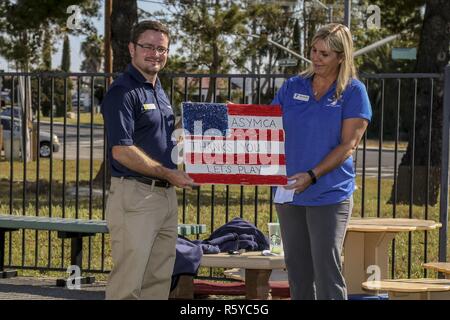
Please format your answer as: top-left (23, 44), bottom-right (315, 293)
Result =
top-left (182, 102), bottom-right (287, 185)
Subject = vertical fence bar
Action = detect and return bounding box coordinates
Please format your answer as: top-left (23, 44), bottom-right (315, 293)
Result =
top-left (389, 79), bottom-right (401, 278)
top-left (62, 76), bottom-right (68, 220)
top-left (101, 76), bottom-right (109, 272)
top-left (225, 76), bottom-right (231, 222)
top-left (76, 77), bottom-right (81, 219)
top-left (47, 76), bottom-right (55, 269)
top-left (210, 76), bottom-right (216, 233)
top-left (376, 79), bottom-right (385, 218)
top-left (361, 78), bottom-right (369, 218)
top-left (439, 65), bottom-right (450, 264)
top-left (422, 78), bottom-right (434, 278)
top-left (269, 76), bottom-right (276, 222)
top-left (410, 79), bottom-right (418, 276)
top-left (88, 76), bottom-right (95, 270)
top-left (21, 76), bottom-right (28, 267)
top-left (61, 76), bottom-right (68, 268)
top-left (196, 77), bottom-right (202, 237)
top-left (254, 76), bottom-right (261, 227)
top-left (181, 76), bottom-right (188, 224)
top-left (393, 79), bottom-right (401, 216)
top-left (89, 76), bottom-right (95, 219)
top-left (240, 77), bottom-right (246, 219)
top-left (49, 77), bottom-right (54, 218)
top-left (35, 77), bottom-right (41, 268)
top-left (409, 80), bottom-right (418, 223)
top-left (8, 76), bottom-right (14, 266)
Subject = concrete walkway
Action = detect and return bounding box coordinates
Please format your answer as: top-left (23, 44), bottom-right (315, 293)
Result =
top-left (0, 277), bottom-right (105, 300)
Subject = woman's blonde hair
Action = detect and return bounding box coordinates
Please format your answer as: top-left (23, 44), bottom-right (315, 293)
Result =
top-left (301, 23), bottom-right (357, 100)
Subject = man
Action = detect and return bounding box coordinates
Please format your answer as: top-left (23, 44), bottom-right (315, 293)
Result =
top-left (101, 20), bottom-right (196, 300)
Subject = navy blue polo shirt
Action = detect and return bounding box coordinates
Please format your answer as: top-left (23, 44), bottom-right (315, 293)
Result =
top-left (101, 64), bottom-right (176, 178)
top-left (272, 75), bottom-right (372, 206)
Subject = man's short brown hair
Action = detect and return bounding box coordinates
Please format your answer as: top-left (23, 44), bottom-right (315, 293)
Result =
top-left (130, 20), bottom-right (171, 46)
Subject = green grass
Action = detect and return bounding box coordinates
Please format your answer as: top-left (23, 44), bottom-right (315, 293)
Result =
top-left (0, 159), bottom-right (448, 282)
top-left (362, 139), bottom-right (408, 150)
top-left (40, 112), bottom-right (104, 126)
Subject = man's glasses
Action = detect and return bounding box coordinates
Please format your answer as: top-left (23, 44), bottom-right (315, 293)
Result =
top-left (134, 42), bottom-right (169, 55)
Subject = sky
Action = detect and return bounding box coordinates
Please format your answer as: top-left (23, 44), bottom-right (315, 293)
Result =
top-left (0, 0), bottom-right (165, 72)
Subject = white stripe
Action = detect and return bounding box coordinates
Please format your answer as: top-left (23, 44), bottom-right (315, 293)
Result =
top-left (228, 115), bottom-right (283, 130)
top-left (185, 164), bottom-right (286, 175)
top-left (184, 140), bottom-right (285, 155)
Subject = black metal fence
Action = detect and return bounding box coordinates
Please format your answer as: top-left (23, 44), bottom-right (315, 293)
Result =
top-left (0, 69), bottom-right (448, 279)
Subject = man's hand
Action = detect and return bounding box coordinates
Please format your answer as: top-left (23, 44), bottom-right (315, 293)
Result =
top-left (284, 172), bottom-right (313, 194)
top-left (165, 169), bottom-right (198, 189)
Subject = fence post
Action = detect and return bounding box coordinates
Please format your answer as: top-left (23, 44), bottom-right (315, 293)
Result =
top-left (439, 65), bottom-right (450, 262)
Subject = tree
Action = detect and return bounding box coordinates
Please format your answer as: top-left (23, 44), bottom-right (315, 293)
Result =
top-left (80, 33), bottom-right (103, 73)
top-left (61, 34), bottom-right (71, 72)
top-left (40, 29), bottom-right (53, 71)
top-left (111, 0), bottom-right (138, 72)
top-left (93, 0), bottom-right (137, 187)
top-left (163, 0), bottom-right (248, 101)
top-left (236, 1), bottom-right (300, 103)
top-left (0, 0), bottom-right (101, 71)
top-left (389, 0), bottom-right (450, 205)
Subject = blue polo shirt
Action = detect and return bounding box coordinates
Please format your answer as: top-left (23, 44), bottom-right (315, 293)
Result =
top-left (101, 64), bottom-right (177, 178)
top-left (272, 75), bottom-right (372, 206)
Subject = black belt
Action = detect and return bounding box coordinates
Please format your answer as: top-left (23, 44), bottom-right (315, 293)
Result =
top-left (124, 176), bottom-right (172, 188)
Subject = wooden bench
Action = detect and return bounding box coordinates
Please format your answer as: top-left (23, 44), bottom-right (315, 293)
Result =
top-left (362, 278), bottom-right (450, 300)
top-left (423, 262), bottom-right (450, 279)
top-left (0, 214), bottom-right (206, 286)
top-left (170, 251), bottom-right (286, 300)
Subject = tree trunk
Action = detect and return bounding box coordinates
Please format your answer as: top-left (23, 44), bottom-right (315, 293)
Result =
top-left (93, 0), bottom-right (137, 187)
top-left (111, 0), bottom-right (137, 73)
top-left (390, 0), bottom-right (450, 206)
top-left (206, 41), bottom-right (220, 102)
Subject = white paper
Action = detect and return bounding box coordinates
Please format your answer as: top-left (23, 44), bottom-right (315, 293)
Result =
top-left (273, 180), bottom-right (296, 204)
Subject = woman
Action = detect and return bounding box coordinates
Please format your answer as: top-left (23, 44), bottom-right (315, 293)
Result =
top-left (273, 23), bottom-right (372, 300)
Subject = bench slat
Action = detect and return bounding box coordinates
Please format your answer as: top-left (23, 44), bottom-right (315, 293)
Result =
top-left (362, 279), bottom-right (450, 292)
top-left (201, 252), bottom-right (285, 270)
top-left (423, 262), bottom-right (450, 275)
top-left (0, 215), bottom-right (206, 236)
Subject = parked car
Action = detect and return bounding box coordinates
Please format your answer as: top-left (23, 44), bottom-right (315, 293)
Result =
top-left (0, 106), bottom-right (23, 119)
top-left (0, 115), bottom-right (60, 158)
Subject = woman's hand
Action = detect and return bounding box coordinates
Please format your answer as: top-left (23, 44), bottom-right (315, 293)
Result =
top-left (284, 172), bottom-right (313, 194)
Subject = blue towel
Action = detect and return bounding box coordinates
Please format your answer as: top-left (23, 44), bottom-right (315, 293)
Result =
top-left (207, 217), bottom-right (269, 251)
top-left (170, 236), bottom-right (203, 291)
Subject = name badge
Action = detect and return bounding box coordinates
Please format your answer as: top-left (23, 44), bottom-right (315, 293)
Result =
top-left (293, 93), bottom-right (310, 102)
top-left (143, 103), bottom-right (156, 110)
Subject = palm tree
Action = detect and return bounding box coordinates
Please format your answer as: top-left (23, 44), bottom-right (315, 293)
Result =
top-left (80, 33), bottom-right (103, 73)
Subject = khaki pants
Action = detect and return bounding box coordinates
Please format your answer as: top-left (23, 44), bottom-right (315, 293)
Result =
top-left (105, 177), bottom-right (178, 300)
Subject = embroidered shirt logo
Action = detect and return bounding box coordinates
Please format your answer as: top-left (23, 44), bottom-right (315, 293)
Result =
top-left (293, 93), bottom-right (310, 102)
top-left (143, 103), bottom-right (156, 110)
top-left (326, 98), bottom-right (341, 107)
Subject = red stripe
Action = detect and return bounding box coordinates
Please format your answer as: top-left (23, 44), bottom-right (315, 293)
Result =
top-left (227, 104), bottom-right (282, 116)
top-left (188, 173), bottom-right (287, 185)
top-left (185, 129), bottom-right (284, 141)
top-left (185, 153), bottom-right (286, 165)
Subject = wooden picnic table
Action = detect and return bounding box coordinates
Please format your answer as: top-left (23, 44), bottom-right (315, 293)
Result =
top-left (344, 218), bottom-right (442, 294)
top-left (423, 262), bottom-right (450, 279)
top-left (169, 252), bottom-right (286, 300)
top-left (172, 218), bottom-right (441, 299)
top-left (362, 278), bottom-right (450, 300)
top-left (200, 251), bottom-right (286, 299)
